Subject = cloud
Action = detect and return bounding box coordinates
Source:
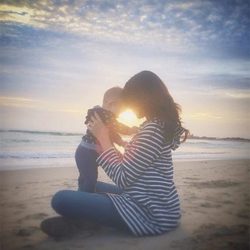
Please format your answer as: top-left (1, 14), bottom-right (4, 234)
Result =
top-left (186, 112), bottom-right (223, 120)
top-left (0, 96), bottom-right (45, 109)
top-left (1, 0), bottom-right (249, 58)
top-left (224, 90), bottom-right (250, 99)
top-left (0, 96), bottom-right (83, 113)
top-left (0, 1), bottom-right (249, 137)
top-left (0, 4), bottom-right (34, 25)
top-left (192, 73), bottom-right (250, 90)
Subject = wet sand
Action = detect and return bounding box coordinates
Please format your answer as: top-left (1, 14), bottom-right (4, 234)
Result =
top-left (0, 159), bottom-right (249, 250)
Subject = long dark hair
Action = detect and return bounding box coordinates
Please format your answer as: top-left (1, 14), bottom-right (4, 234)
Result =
top-left (122, 71), bottom-right (188, 143)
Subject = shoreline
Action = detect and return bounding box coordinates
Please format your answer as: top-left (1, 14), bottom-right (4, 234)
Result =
top-left (1, 159), bottom-right (249, 250)
top-left (2, 129), bottom-right (250, 141)
top-left (1, 157), bottom-right (250, 172)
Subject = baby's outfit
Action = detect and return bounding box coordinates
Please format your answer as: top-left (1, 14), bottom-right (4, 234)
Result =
top-left (75, 106), bottom-right (135, 192)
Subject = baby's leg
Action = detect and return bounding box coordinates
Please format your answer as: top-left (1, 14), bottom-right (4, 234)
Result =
top-left (75, 145), bottom-right (99, 192)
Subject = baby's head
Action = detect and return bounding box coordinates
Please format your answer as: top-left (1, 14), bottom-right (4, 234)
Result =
top-left (102, 86), bottom-right (124, 116)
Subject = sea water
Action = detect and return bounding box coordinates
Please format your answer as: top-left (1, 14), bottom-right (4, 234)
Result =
top-left (0, 130), bottom-right (249, 171)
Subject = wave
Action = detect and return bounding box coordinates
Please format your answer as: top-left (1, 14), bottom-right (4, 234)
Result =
top-left (0, 150), bottom-right (227, 160)
top-left (0, 129), bottom-right (82, 136)
top-left (0, 152), bottom-right (73, 159)
top-left (3, 139), bottom-right (35, 143)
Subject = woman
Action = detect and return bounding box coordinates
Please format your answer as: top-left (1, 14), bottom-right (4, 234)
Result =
top-left (41, 71), bottom-right (188, 237)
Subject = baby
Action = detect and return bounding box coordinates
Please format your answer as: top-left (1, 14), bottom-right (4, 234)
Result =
top-left (75, 86), bottom-right (138, 192)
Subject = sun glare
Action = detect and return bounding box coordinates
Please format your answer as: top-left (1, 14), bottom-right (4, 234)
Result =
top-left (118, 109), bottom-right (142, 127)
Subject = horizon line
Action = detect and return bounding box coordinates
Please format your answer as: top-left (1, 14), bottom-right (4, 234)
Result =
top-left (1, 129), bottom-right (249, 141)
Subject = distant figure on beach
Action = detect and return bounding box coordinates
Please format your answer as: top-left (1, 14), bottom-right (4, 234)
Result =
top-left (75, 87), bottom-right (138, 192)
top-left (41, 71), bottom-right (189, 237)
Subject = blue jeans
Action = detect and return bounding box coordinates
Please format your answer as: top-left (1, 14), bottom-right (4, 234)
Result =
top-left (75, 144), bottom-right (99, 192)
top-left (51, 181), bottom-right (129, 231)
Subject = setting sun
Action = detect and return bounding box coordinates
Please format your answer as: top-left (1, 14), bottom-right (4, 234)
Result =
top-left (117, 109), bottom-right (143, 127)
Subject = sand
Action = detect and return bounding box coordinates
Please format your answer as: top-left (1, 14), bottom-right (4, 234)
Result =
top-left (0, 159), bottom-right (249, 250)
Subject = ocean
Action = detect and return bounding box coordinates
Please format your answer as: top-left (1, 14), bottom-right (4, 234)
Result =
top-left (0, 130), bottom-right (249, 171)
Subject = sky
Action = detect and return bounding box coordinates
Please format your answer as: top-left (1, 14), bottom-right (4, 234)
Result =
top-left (0, 0), bottom-right (249, 138)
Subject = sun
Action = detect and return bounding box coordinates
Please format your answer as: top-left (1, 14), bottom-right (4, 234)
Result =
top-left (117, 109), bottom-right (142, 127)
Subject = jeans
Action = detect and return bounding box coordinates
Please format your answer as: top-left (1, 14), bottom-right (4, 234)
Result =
top-left (75, 144), bottom-right (99, 192)
top-left (51, 181), bottom-right (129, 231)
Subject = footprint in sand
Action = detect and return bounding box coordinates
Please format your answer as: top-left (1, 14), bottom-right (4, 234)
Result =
top-left (16, 203), bottom-right (27, 209)
top-left (200, 202), bottom-right (222, 208)
top-left (191, 180), bottom-right (240, 189)
top-left (21, 244), bottom-right (34, 249)
top-left (212, 224), bottom-right (249, 237)
top-left (24, 212), bottom-right (49, 220)
top-left (15, 226), bottom-right (39, 237)
top-left (223, 200), bottom-right (234, 205)
top-left (184, 177), bottom-right (200, 180)
top-left (171, 224), bottom-right (249, 250)
top-left (237, 210), bottom-right (250, 219)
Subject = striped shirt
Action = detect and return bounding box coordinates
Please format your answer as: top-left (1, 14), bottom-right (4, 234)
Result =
top-left (97, 118), bottom-right (186, 236)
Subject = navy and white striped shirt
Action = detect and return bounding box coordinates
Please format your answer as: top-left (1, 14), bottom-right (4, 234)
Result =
top-left (97, 118), bottom-right (186, 236)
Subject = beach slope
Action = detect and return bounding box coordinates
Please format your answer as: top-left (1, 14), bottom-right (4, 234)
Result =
top-left (1, 159), bottom-right (249, 250)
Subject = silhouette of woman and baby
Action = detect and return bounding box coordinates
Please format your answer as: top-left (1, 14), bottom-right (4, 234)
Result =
top-left (41, 70), bottom-right (189, 238)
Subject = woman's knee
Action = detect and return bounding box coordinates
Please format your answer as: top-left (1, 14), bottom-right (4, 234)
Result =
top-left (51, 190), bottom-right (72, 212)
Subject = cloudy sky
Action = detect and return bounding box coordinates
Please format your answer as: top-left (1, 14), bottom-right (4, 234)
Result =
top-left (0, 0), bottom-right (249, 138)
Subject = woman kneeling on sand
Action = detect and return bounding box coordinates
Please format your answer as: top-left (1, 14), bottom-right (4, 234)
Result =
top-left (41, 71), bottom-right (188, 237)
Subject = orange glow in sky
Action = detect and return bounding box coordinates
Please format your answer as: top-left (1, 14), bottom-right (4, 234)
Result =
top-left (117, 109), bottom-right (143, 127)
top-left (1, 2), bottom-right (249, 138)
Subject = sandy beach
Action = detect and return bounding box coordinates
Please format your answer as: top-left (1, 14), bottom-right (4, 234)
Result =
top-left (1, 159), bottom-right (249, 250)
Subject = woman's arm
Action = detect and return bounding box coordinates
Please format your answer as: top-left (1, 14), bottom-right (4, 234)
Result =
top-left (88, 113), bottom-right (164, 189)
top-left (97, 124), bottom-right (164, 188)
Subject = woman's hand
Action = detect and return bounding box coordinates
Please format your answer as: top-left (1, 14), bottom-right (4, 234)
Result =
top-left (87, 112), bottom-right (108, 141)
top-left (87, 112), bottom-right (113, 151)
